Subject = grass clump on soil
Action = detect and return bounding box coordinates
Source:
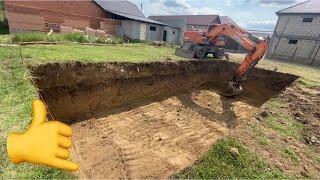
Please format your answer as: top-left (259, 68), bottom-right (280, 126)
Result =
top-left (250, 125), bottom-right (272, 147)
top-left (283, 148), bottom-right (299, 163)
top-left (173, 138), bottom-right (287, 179)
top-left (264, 99), bottom-right (304, 140)
top-left (0, 48), bottom-right (75, 178)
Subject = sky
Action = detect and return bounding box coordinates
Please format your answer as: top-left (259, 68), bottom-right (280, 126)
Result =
top-left (128, 0), bottom-right (307, 31)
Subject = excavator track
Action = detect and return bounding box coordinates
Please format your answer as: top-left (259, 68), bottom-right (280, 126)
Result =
top-left (175, 48), bottom-right (194, 59)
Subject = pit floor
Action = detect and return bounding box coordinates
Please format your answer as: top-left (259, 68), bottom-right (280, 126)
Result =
top-left (71, 87), bottom-right (260, 178)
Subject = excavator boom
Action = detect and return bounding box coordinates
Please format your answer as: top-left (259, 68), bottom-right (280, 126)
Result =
top-left (223, 39), bottom-right (269, 97)
top-left (175, 23), bottom-right (269, 97)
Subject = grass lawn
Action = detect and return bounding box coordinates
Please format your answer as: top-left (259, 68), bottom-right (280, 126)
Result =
top-left (174, 138), bottom-right (287, 179)
top-left (229, 53), bottom-right (320, 88)
top-left (0, 43), bottom-right (319, 178)
top-left (2, 43), bottom-right (183, 64)
top-left (0, 47), bottom-right (75, 178)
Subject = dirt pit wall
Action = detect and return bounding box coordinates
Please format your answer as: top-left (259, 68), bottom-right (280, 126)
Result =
top-left (29, 60), bottom-right (298, 124)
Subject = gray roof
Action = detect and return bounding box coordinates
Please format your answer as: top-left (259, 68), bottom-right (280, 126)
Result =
top-left (93, 0), bottom-right (167, 25)
top-left (149, 15), bottom-right (220, 26)
top-left (277, 0), bottom-right (320, 14)
top-left (219, 16), bottom-right (238, 26)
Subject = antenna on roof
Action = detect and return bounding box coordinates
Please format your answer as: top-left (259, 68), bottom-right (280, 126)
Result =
top-left (140, 0), bottom-right (143, 12)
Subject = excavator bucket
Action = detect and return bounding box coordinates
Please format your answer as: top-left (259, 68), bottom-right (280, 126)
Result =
top-left (222, 82), bottom-right (243, 97)
top-left (175, 48), bottom-right (194, 59)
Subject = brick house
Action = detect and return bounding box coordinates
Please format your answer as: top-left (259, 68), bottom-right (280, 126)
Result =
top-left (3, 0), bottom-right (181, 44)
top-left (4, 0), bottom-right (120, 34)
top-left (267, 0), bottom-right (320, 65)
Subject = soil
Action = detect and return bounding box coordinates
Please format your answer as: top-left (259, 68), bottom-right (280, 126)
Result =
top-left (232, 83), bottom-right (320, 178)
top-left (286, 86), bottom-right (320, 148)
top-left (29, 60), bottom-right (301, 178)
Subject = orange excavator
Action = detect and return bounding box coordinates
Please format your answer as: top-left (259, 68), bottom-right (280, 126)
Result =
top-left (175, 23), bottom-right (269, 97)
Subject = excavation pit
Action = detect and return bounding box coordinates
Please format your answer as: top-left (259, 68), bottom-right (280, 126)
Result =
top-left (30, 60), bottom-right (298, 178)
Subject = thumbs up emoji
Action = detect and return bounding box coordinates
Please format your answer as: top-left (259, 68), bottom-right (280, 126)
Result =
top-left (7, 100), bottom-right (79, 171)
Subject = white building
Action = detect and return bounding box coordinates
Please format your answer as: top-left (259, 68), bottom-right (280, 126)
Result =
top-left (267, 0), bottom-right (320, 66)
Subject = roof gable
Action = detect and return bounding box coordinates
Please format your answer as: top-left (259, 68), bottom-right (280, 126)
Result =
top-left (219, 16), bottom-right (238, 26)
top-left (93, 0), bottom-right (145, 17)
top-left (93, 0), bottom-right (168, 26)
top-left (277, 0), bottom-right (320, 14)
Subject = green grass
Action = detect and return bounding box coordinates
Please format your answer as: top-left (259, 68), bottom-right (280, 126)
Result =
top-left (283, 148), bottom-right (299, 164)
top-left (230, 54), bottom-right (320, 88)
top-left (11, 32), bottom-right (124, 44)
top-left (174, 138), bottom-right (287, 179)
top-left (250, 125), bottom-right (272, 146)
top-left (1, 43), bottom-right (182, 64)
top-left (264, 99), bottom-right (304, 140)
top-left (0, 49), bottom-right (75, 178)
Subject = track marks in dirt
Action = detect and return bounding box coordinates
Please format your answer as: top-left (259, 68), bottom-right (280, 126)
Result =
top-left (71, 89), bottom-right (259, 178)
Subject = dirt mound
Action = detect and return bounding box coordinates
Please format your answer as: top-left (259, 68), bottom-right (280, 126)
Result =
top-left (29, 60), bottom-right (298, 178)
top-left (282, 85), bottom-right (320, 147)
top-left (232, 83), bottom-right (320, 178)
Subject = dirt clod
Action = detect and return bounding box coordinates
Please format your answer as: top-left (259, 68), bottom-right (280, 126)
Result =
top-left (300, 170), bottom-right (309, 177)
top-left (229, 147), bottom-right (240, 157)
top-left (260, 111), bottom-right (269, 118)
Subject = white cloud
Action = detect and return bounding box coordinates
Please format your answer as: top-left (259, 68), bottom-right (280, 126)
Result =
top-left (142, 0), bottom-right (221, 16)
top-left (224, 0), bottom-right (232, 6)
top-left (246, 0), bottom-right (306, 6)
top-left (246, 20), bottom-right (276, 31)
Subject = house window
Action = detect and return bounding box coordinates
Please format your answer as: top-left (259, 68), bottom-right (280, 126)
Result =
top-left (45, 22), bottom-right (59, 31)
top-left (173, 31), bottom-right (175, 34)
top-left (303, 17), bottom-right (313, 23)
top-left (150, 26), bottom-right (157, 31)
top-left (288, 39), bottom-right (298, 44)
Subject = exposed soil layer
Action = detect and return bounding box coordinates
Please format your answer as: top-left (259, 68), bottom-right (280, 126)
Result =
top-left (29, 60), bottom-right (298, 178)
top-left (30, 60), bottom-right (298, 123)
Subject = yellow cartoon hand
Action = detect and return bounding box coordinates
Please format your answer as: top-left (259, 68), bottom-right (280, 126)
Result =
top-left (7, 100), bottom-right (79, 171)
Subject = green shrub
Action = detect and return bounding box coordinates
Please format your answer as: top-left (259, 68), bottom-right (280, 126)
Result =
top-left (10, 31), bottom-right (125, 44)
top-left (12, 32), bottom-right (46, 42)
top-left (112, 36), bottom-right (124, 44)
top-left (45, 33), bottom-right (64, 42)
top-left (61, 32), bottom-right (87, 43)
top-left (129, 39), bottom-right (145, 43)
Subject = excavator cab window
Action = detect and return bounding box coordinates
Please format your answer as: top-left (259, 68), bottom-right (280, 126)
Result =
top-left (207, 24), bottom-right (216, 32)
top-left (216, 35), bottom-right (227, 46)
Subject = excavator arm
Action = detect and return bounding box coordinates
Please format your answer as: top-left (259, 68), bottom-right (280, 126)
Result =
top-left (175, 23), bottom-right (269, 97)
top-left (205, 24), bottom-right (269, 97)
